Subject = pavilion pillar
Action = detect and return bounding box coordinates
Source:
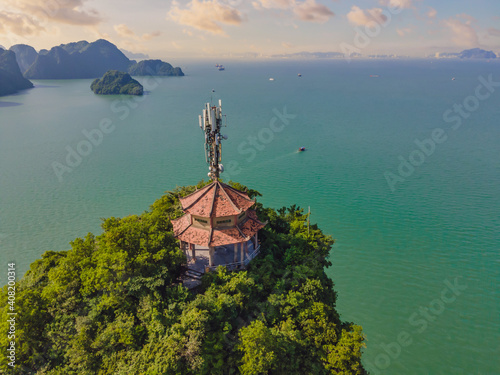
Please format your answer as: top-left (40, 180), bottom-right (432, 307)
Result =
top-left (191, 243), bottom-right (196, 260)
top-left (240, 242), bottom-right (245, 263)
top-left (234, 243), bottom-right (238, 263)
top-left (255, 232), bottom-right (258, 248)
top-left (245, 241), bottom-right (248, 258)
top-left (209, 246), bottom-right (215, 267)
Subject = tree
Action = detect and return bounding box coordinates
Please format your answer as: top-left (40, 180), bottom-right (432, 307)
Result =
top-left (0, 182), bottom-right (366, 374)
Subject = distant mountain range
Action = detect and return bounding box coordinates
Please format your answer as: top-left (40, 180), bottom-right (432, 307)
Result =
top-left (8, 39), bottom-right (184, 80)
top-left (436, 48), bottom-right (497, 59)
top-left (458, 48), bottom-right (496, 59)
top-left (271, 51), bottom-right (346, 59)
top-left (0, 47), bottom-right (34, 96)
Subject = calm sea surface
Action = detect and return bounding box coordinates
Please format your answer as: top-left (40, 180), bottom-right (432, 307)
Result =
top-left (1, 59), bottom-right (499, 374)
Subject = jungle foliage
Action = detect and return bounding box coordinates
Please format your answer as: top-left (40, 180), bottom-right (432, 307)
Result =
top-left (0, 181), bottom-right (366, 374)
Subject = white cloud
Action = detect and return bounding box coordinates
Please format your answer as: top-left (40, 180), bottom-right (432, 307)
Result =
top-left (293, 0), bottom-right (334, 23)
top-left (114, 24), bottom-right (135, 38)
top-left (397, 27), bottom-right (412, 37)
top-left (487, 27), bottom-right (500, 37)
top-left (347, 6), bottom-right (387, 27)
top-left (0, 11), bottom-right (44, 36)
top-left (0, 0), bottom-right (101, 37)
top-left (443, 15), bottom-right (479, 47)
top-left (253, 0), bottom-right (295, 9)
top-left (379, 0), bottom-right (413, 10)
top-left (253, 0), bottom-right (334, 23)
top-left (142, 31), bottom-right (161, 41)
top-left (427, 7), bottom-right (437, 19)
top-left (167, 0), bottom-right (244, 35)
top-left (4, 0), bottom-right (101, 26)
top-left (114, 24), bottom-right (161, 42)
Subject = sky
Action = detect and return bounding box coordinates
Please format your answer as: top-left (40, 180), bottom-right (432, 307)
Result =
top-left (0, 0), bottom-right (499, 61)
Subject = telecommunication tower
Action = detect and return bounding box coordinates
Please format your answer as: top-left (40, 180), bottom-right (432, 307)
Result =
top-left (199, 99), bottom-right (227, 181)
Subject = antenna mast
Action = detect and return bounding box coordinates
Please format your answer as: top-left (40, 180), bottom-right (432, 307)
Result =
top-left (199, 99), bottom-right (227, 181)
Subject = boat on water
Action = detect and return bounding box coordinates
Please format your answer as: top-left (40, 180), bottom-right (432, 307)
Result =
top-left (298, 73), bottom-right (302, 77)
top-left (298, 147), bottom-right (306, 152)
top-left (218, 65), bottom-right (225, 71)
top-left (269, 78), bottom-right (275, 81)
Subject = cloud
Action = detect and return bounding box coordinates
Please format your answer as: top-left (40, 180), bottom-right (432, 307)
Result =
top-left (120, 39), bottom-right (148, 54)
top-left (114, 24), bottom-right (161, 42)
top-left (0, 0), bottom-right (101, 37)
top-left (282, 41), bottom-right (294, 48)
top-left (443, 15), bottom-right (479, 47)
top-left (4, 0), bottom-right (101, 26)
top-left (427, 7), bottom-right (437, 19)
top-left (253, 0), bottom-right (295, 9)
top-left (293, 0), bottom-right (334, 23)
top-left (487, 27), bottom-right (500, 37)
top-left (0, 11), bottom-right (44, 36)
top-left (142, 31), bottom-right (161, 41)
top-left (167, 0), bottom-right (244, 35)
top-left (120, 49), bottom-right (150, 60)
top-left (347, 6), bottom-right (387, 27)
top-left (379, 0), bottom-right (413, 10)
top-left (253, 0), bottom-right (334, 23)
top-left (114, 24), bottom-right (135, 38)
top-left (397, 27), bottom-right (412, 36)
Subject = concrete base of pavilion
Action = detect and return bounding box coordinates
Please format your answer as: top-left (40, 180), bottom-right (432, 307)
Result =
top-left (181, 239), bottom-right (260, 289)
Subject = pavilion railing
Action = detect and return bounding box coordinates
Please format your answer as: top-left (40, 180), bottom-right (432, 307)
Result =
top-left (205, 244), bottom-right (261, 272)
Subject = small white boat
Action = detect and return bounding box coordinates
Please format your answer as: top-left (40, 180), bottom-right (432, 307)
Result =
top-left (269, 78), bottom-right (275, 81)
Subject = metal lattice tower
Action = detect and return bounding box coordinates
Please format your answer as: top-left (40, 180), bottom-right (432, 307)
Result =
top-left (199, 99), bottom-right (227, 181)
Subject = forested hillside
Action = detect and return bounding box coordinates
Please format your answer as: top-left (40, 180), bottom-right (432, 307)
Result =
top-left (0, 181), bottom-right (366, 374)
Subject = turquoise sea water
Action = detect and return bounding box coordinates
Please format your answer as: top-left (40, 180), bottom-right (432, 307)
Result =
top-left (1, 59), bottom-right (499, 374)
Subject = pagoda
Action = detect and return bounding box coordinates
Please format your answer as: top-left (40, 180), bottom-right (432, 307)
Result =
top-left (171, 99), bottom-right (266, 271)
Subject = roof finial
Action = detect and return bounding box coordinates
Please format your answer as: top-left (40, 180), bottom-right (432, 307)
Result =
top-left (199, 98), bottom-right (227, 181)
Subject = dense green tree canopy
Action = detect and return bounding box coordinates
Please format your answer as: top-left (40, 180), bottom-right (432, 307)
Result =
top-left (0, 181), bottom-right (366, 374)
top-left (91, 70), bottom-right (144, 96)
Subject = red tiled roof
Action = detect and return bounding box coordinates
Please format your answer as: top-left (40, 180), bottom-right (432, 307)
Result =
top-left (172, 215), bottom-right (211, 246)
top-left (172, 209), bottom-right (266, 247)
top-left (180, 181), bottom-right (255, 218)
top-left (239, 210), bottom-right (266, 239)
top-left (171, 214), bottom-right (191, 237)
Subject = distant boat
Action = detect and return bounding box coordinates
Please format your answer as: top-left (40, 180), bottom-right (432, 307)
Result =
top-left (452, 77), bottom-right (456, 80)
top-left (218, 65), bottom-right (225, 71)
top-left (298, 73), bottom-right (302, 77)
top-left (370, 75), bottom-right (380, 78)
top-left (298, 147), bottom-right (306, 152)
top-left (269, 78), bottom-right (275, 81)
